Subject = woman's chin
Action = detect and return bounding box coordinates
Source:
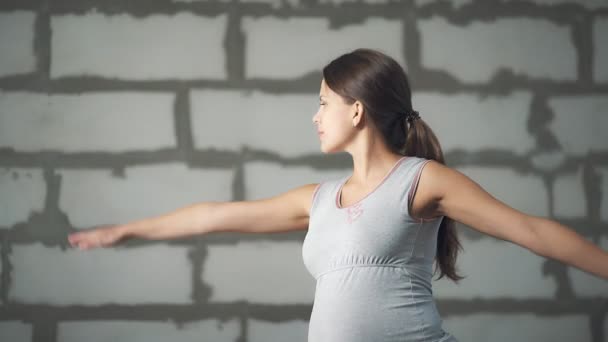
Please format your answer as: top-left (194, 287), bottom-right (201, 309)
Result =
top-left (320, 144), bottom-right (340, 154)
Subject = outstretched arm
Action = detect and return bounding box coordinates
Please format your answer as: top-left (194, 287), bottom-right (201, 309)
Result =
top-left (417, 161), bottom-right (608, 280)
top-left (68, 183), bottom-right (318, 250)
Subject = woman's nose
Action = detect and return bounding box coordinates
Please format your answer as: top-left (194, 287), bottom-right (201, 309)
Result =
top-left (312, 109), bottom-right (321, 123)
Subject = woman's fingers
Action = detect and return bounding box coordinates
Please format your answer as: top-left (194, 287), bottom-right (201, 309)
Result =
top-left (68, 225), bottom-right (121, 250)
top-left (67, 232), bottom-right (84, 247)
top-left (67, 232), bottom-right (89, 249)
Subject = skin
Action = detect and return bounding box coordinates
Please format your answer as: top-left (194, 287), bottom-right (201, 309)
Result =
top-left (68, 78), bottom-right (608, 281)
top-left (315, 79), bottom-right (412, 206)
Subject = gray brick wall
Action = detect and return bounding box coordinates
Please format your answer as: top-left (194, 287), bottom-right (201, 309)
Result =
top-left (0, 0), bottom-right (607, 341)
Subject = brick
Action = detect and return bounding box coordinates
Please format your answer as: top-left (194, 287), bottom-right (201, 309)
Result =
top-left (547, 95), bottom-right (608, 155)
top-left (241, 0), bottom-right (298, 7)
top-left (239, 0), bottom-right (288, 7)
top-left (191, 90), bottom-right (322, 156)
top-left (175, 0), bottom-right (292, 7)
top-left (553, 165), bottom-right (586, 218)
top-left (0, 92), bottom-right (175, 152)
top-left (530, 150), bottom-right (567, 172)
top-left (416, 0), bottom-right (473, 7)
top-left (175, 0), bottom-right (384, 4)
top-left (188, 0), bottom-right (298, 4)
top-left (51, 13), bottom-right (227, 80)
top-left (455, 166), bottom-right (549, 217)
top-left (503, 0), bottom-right (608, 8)
top-left (568, 236), bottom-right (608, 297)
top-left (203, 241), bottom-right (315, 303)
top-left (419, 17), bottom-right (576, 82)
top-left (601, 167), bottom-right (608, 222)
top-left (57, 319), bottom-right (240, 342)
top-left (443, 314), bottom-right (590, 342)
top-left (249, 319), bottom-right (309, 342)
top-left (318, 0), bottom-right (389, 4)
top-left (0, 12), bottom-right (36, 77)
top-left (58, 163), bottom-right (234, 228)
top-left (10, 243), bottom-right (191, 305)
top-left (432, 236), bottom-right (557, 299)
top-left (244, 161), bottom-right (347, 200)
top-left (413, 91), bottom-right (534, 154)
top-left (243, 17), bottom-right (403, 78)
top-left (0, 321), bottom-right (32, 342)
top-left (595, 17), bottom-right (608, 82)
top-left (0, 168), bottom-right (45, 227)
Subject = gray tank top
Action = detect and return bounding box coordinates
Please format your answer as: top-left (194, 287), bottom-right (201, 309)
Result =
top-left (302, 156), bottom-right (458, 342)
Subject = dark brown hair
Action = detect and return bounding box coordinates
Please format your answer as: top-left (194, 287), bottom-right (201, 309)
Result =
top-left (322, 48), bottom-right (463, 282)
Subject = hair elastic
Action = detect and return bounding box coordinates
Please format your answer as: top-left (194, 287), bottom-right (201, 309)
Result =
top-left (405, 110), bottom-right (420, 123)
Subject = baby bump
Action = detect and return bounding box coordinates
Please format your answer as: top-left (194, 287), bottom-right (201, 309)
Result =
top-left (309, 266), bottom-right (447, 342)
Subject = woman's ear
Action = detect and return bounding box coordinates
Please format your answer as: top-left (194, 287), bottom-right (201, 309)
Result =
top-left (352, 101), bottom-right (365, 127)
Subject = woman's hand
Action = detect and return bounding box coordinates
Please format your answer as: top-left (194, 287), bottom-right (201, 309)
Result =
top-left (68, 224), bottom-right (126, 250)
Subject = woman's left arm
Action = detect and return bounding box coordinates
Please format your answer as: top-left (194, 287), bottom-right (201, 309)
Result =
top-left (419, 161), bottom-right (608, 280)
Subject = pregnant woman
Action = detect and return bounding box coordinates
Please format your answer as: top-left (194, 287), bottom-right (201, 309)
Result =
top-left (68, 48), bottom-right (608, 342)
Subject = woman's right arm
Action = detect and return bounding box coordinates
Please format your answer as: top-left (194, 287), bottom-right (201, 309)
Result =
top-left (68, 183), bottom-right (319, 250)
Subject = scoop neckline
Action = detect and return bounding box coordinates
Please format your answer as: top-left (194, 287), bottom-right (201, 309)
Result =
top-left (335, 156), bottom-right (408, 210)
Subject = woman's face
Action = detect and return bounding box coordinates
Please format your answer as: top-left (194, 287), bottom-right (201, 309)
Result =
top-left (313, 79), bottom-right (357, 153)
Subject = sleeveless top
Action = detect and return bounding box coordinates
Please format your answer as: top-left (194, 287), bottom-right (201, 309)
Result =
top-left (302, 156), bottom-right (458, 342)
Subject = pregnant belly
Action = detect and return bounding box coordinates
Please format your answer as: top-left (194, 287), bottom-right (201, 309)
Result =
top-left (308, 266), bottom-right (447, 342)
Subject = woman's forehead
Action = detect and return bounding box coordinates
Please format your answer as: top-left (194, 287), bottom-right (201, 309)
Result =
top-left (319, 79), bottom-right (332, 96)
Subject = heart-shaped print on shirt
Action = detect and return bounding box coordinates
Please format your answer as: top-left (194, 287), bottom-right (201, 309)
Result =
top-left (346, 203), bottom-right (364, 224)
